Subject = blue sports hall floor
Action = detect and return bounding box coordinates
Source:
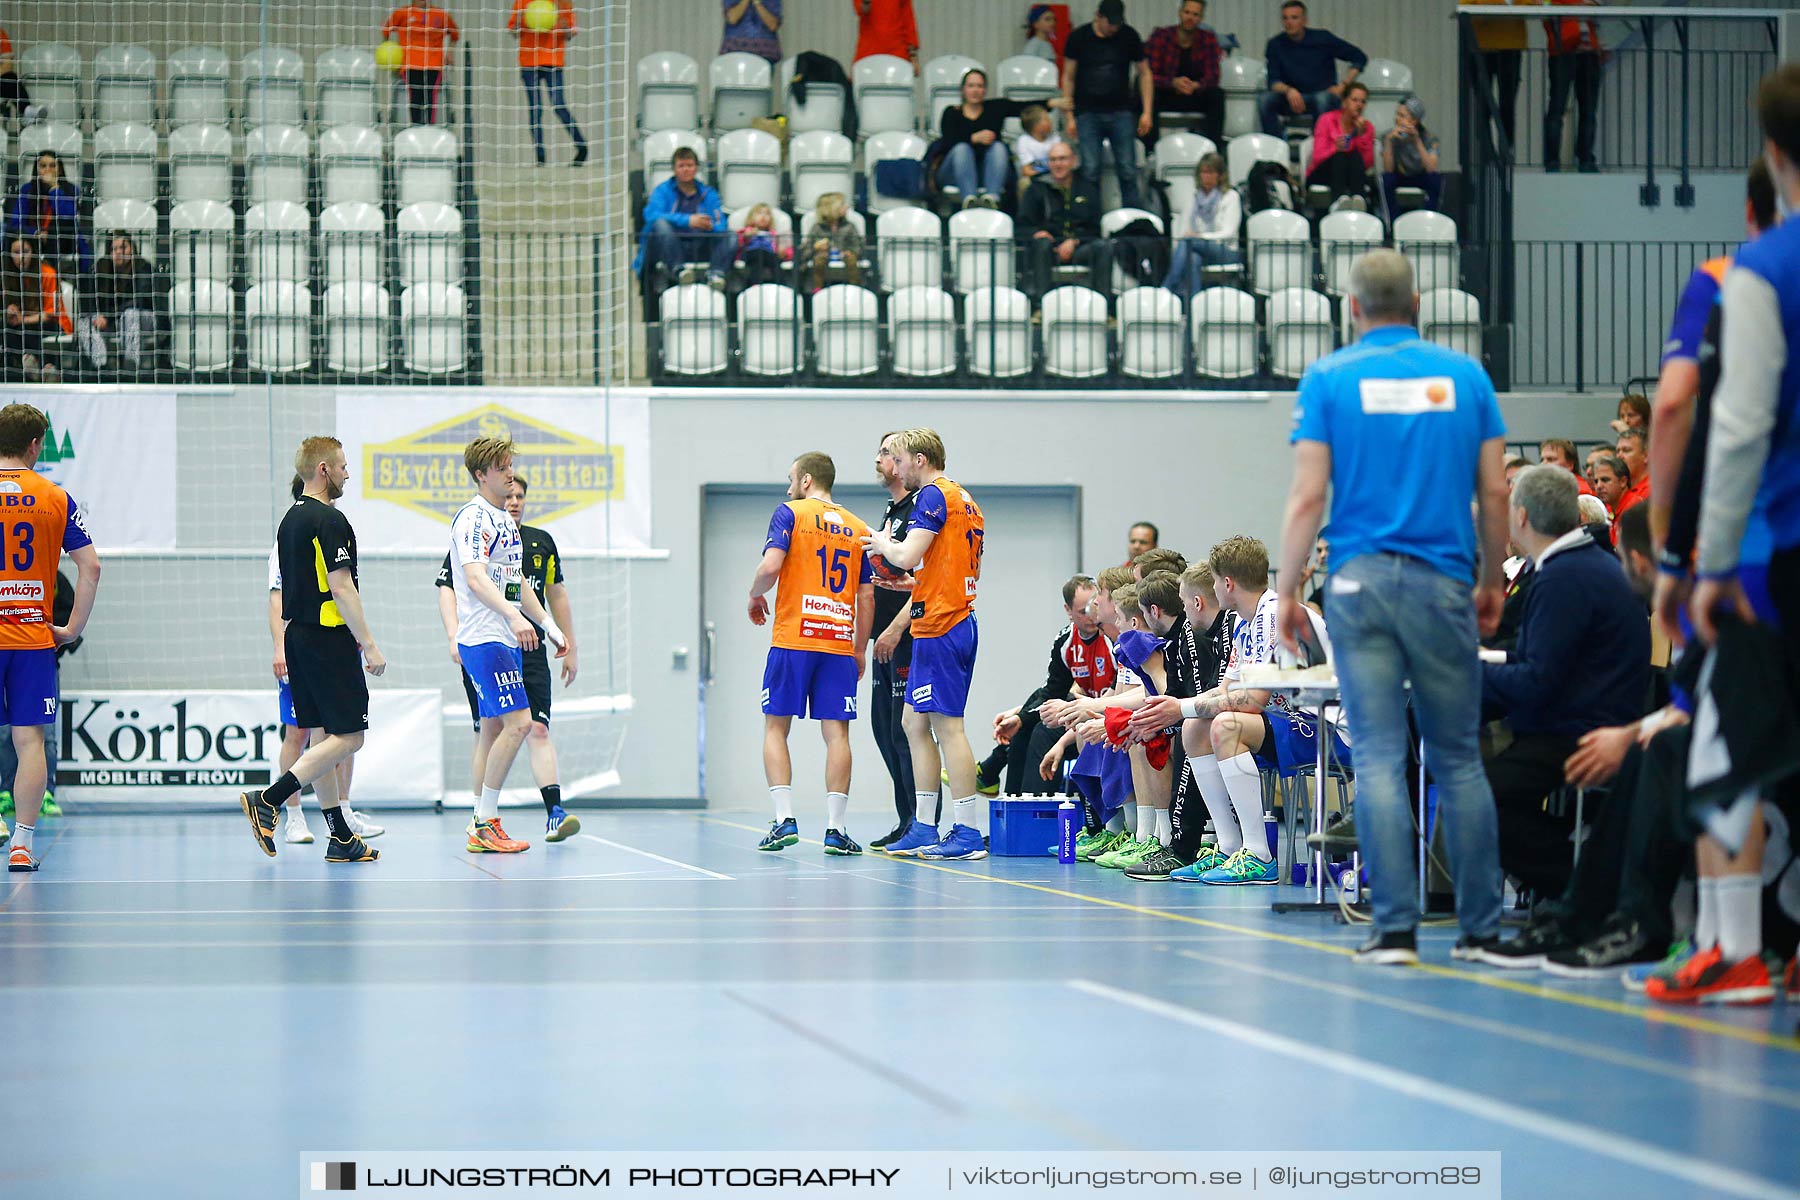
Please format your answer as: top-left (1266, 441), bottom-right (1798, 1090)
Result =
top-left (3, 809), bottom-right (1799, 1200)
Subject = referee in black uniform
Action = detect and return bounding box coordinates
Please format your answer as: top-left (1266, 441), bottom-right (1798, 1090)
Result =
top-left (868, 433), bottom-right (919, 849)
top-left (242, 435), bottom-right (386, 863)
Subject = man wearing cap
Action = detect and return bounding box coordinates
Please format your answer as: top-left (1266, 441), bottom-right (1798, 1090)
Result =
top-left (1381, 95), bottom-right (1442, 213)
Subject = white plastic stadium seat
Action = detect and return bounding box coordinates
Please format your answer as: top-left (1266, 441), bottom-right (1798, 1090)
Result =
top-left (92, 198), bottom-right (159, 264)
top-left (168, 199), bottom-right (235, 283)
top-left (320, 126), bottom-right (387, 208)
top-left (1318, 210), bottom-right (1384, 297)
top-left (246, 124), bottom-right (312, 208)
top-left (401, 283), bottom-right (467, 373)
top-left (853, 55), bottom-right (916, 137)
top-left (708, 53), bottom-right (773, 133)
top-left (738, 282), bottom-right (803, 377)
top-left (397, 201), bottom-right (464, 288)
top-left (169, 279), bottom-right (235, 370)
top-left (19, 44), bottom-right (83, 126)
top-left (167, 46), bottom-right (232, 128)
top-left (168, 124), bottom-right (235, 206)
top-left (863, 131), bottom-right (929, 215)
top-left (1118, 286), bottom-right (1184, 379)
top-left (315, 48), bottom-right (377, 131)
top-left (995, 55), bottom-right (1058, 143)
top-left (241, 48), bottom-right (306, 128)
top-left (245, 201), bottom-right (311, 285)
top-left (1042, 285), bottom-right (1109, 379)
top-left (777, 56), bottom-right (846, 134)
top-left (1220, 55), bottom-right (1267, 139)
top-left (1227, 132), bottom-right (1288, 191)
top-left (1395, 209), bottom-right (1460, 297)
top-left (19, 123), bottom-right (83, 186)
top-left (642, 129), bottom-right (707, 194)
top-left (1191, 287), bottom-right (1259, 379)
top-left (246, 281), bottom-right (313, 372)
top-left (1099, 206), bottom-right (1163, 294)
top-left (1247, 208), bottom-right (1312, 296)
top-left (1267, 287), bottom-right (1334, 379)
top-left (788, 130), bottom-right (855, 214)
top-left (876, 206), bottom-right (942, 293)
top-left (714, 128), bottom-right (782, 213)
top-left (657, 283), bottom-right (728, 376)
top-left (637, 52), bottom-right (701, 135)
top-left (813, 284), bottom-right (880, 377)
top-left (395, 124), bottom-right (459, 208)
top-left (888, 286), bottom-right (956, 377)
top-left (323, 282), bottom-right (391, 372)
top-left (1154, 131), bottom-right (1217, 224)
top-left (1360, 59), bottom-right (1415, 137)
top-left (924, 55), bottom-right (982, 138)
top-left (965, 286), bottom-right (1031, 378)
top-left (1420, 288), bottom-right (1483, 359)
top-left (948, 208), bottom-right (1014, 294)
top-left (93, 44), bottom-right (158, 128)
top-left (92, 123), bottom-right (158, 205)
top-left (320, 202), bottom-right (386, 286)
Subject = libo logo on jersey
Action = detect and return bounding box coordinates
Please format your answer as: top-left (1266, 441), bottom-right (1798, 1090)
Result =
top-left (364, 404), bottom-right (624, 526)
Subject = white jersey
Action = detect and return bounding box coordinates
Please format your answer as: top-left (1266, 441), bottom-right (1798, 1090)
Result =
top-left (450, 494), bottom-right (525, 648)
top-left (267, 543), bottom-right (282, 591)
top-left (1223, 587), bottom-right (1349, 738)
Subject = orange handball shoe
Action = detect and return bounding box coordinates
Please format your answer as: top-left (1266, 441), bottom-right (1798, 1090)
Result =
top-left (467, 817), bottom-right (530, 854)
top-left (8, 845), bottom-right (38, 872)
top-left (1645, 945), bottom-right (1774, 1006)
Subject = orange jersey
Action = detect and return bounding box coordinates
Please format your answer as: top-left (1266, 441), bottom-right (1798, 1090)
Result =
top-left (0, 468), bottom-right (91, 650)
top-left (907, 475), bottom-right (982, 638)
top-left (383, 4), bottom-right (461, 71)
top-left (766, 497), bottom-right (871, 654)
top-left (508, 0), bottom-right (576, 68)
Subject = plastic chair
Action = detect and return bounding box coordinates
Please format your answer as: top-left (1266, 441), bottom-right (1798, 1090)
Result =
top-left (813, 284), bottom-right (880, 376)
top-left (168, 123), bottom-right (234, 206)
top-left (93, 44), bottom-right (158, 128)
top-left (397, 201), bottom-right (464, 288)
top-left (714, 127), bottom-right (782, 213)
top-left (1118, 286), bottom-right (1184, 379)
top-left (788, 130), bottom-right (854, 214)
top-left (246, 281), bottom-right (313, 372)
top-left (888, 286), bottom-right (956, 377)
top-left (637, 52), bottom-right (701, 135)
top-left (319, 126), bottom-right (387, 208)
top-left (323, 281), bottom-right (391, 372)
top-left (167, 199), bottom-right (234, 283)
top-left (738, 282), bottom-right (802, 376)
top-left (777, 56), bottom-right (846, 134)
top-left (1318, 210), bottom-right (1384, 297)
top-left (1191, 287), bottom-right (1259, 378)
top-left (1100, 206), bottom-right (1163, 294)
top-left (395, 124), bottom-right (459, 208)
top-left (1042, 285), bottom-right (1110, 379)
top-left (19, 44), bottom-right (83, 126)
top-left (948, 208), bottom-right (1014, 294)
top-left (245, 201), bottom-right (311, 285)
top-left (400, 283), bottom-right (467, 373)
top-left (708, 53), bottom-right (772, 133)
top-left (1154, 131), bottom-right (1217, 225)
top-left (853, 55), bottom-right (916, 137)
top-left (315, 48), bottom-right (377, 130)
top-left (923, 55), bottom-right (983, 137)
top-left (92, 123), bottom-right (158, 205)
top-left (876, 206), bottom-right (942, 292)
top-left (1220, 55), bottom-right (1267, 138)
top-left (965, 286), bottom-right (1031, 378)
top-left (863, 131), bottom-right (929, 215)
top-left (657, 282), bottom-right (728, 376)
top-left (1267, 287), bottom-right (1334, 379)
top-left (169, 279), bottom-right (235, 370)
top-left (320, 201), bottom-right (386, 285)
top-left (995, 55), bottom-right (1058, 142)
top-left (1395, 209), bottom-right (1459, 296)
top-left (167, 46), bottom-right (231, 127)
top-left (1420, 288), bottom-right (1483, 359)
top-left (246, 124), bottom-right (312, 208)
top-left (242, 47), bottom-right (307, 128)
top-left (1360, 59), bottom-right (1415, 136)
top-left (1227, 133), bottom-right (1288, 190)
top-left (1247, 208), bottom-right (1312, 296)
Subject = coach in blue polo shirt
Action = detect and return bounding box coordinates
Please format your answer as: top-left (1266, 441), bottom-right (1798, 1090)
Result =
top-left (1275, 248), bottom-right (1512, 967)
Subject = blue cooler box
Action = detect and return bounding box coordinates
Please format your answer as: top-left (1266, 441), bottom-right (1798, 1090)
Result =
top-left (989, 797), bottom-right (1063, 856)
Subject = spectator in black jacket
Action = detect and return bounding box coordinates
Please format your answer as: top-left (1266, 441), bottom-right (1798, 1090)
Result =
top-left (1481, 465), bottom-right (1650, 900)
top-left (76, 232), bottom-right (161, 375)
top-left (1018, 141), bottom-right (1108, 296)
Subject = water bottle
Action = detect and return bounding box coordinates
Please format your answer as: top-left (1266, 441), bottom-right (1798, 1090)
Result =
top-left (1058, 800), bottom-right (1080, 863)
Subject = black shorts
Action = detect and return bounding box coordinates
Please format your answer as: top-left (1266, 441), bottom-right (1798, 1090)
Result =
top-left (284, 623), bottom-right (369, 735)
top-left (460, 645), bottom-right (552, 731)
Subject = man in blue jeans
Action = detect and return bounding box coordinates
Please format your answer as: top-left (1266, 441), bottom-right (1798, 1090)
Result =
top-left (1276, 248), bottom-right (1512, 966)
top-left (633, 146), bottom-right (735, 296)
top-left (1061, 0), bottom-right (1153, 211)
top-left (1259, 0), bottom-right (1366, 137)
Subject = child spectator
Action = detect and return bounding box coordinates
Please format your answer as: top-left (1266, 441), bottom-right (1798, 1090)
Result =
top-left (1162, 152), bottom-right (1241, 297)
top-left (1023, 5), bottom-right (1059, 63)
top-left (1015, 104), bottom-right (1062, 190)
top-left (77, 232), bottom-right (160, 375)
top-left (735, 202), bottom-right (790, 287)
top-left (8, 152), bottom-right (88, 272)
top-left (2, 235), bottom-right (71, 382)
top-left (1380, 95), bottom-right (1441, 214)
top-left (806, 192), bottom-right (863, 291)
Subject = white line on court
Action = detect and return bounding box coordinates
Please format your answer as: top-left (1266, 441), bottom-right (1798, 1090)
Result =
top-left (0, 933), bottom-right (1203, 951)
top-left (1072, 979), bottom-right (1800, 1200)
top-left (575, 834), bottom-right (733, 880)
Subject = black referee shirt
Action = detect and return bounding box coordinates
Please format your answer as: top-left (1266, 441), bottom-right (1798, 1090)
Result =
top-left (278, 496), bottom-right (358, 627)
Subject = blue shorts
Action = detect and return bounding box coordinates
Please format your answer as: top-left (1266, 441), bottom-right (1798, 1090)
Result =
top-left (460, 641), bottom-right (529, 719)
top-left (762, 647), bottom-right (859, 721)
top-left (908, 616), bottom-right (978, 717)
top-left (277, 677), bottom-right (298, 728)
top-left (0, 648), bottom-right (58, 727)
top-left (1256, 707), bottom-right (1354, 775)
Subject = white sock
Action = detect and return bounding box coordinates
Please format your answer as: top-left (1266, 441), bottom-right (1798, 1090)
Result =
top-left (914, 791), bottom-right (938, 827)
top-left (953, 794), bottom-right (979, 829)
top-left (771, 785), bottom-right (794, 822)
top-left (1715, 874), bottom-right (1762, 962)
top-left (1694, 878), bottom-right (1720, 950)
top-left (1155, 808), bottom-right (1172, 845)
top-left (826, 791), bottom-right (848, 831)
top-left (11, 821), bottom-right (32, 852)
top-left (477, 786), bottom-right (501, 822)
top-left (1121, 802), bottom-right (1139, 836)
top-left (1135, 804), bottom-right (1156, 843)
top-left (1219, 752), bottom-right (1270, 860)
top-left (1190, 753), bottom-right (1240, 854)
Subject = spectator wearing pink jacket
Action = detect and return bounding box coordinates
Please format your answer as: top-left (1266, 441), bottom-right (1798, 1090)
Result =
top-left (1305, 80), bottom-right (1375, 211)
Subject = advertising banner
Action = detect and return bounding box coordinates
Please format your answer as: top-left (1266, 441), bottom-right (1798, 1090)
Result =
top-left (0, 391), bottom-right (177, 549)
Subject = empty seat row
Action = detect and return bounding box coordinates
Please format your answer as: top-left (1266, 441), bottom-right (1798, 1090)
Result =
top-left (168, 280), bottom-right (465, 373)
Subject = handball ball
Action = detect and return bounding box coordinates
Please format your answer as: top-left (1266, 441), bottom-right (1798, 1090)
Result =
top-left (524, 0), bottom-right (560, 32)
top-left (375, 40), bottom-right (404, 71)
top-left (869, 551), bottom-right (906, 583)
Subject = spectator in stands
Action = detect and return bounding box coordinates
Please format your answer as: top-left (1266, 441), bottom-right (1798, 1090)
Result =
top-left (1539, 436), bottom-right (1597, 497)
top-left (1126, 522), bottom-right (1159, 565)
top-left (1163, 152), bottom-right (1241, 298)
top-left (1483, 465), bottom-right (1649, 901)
top-left (634, 147), bottom-right (733, 294)
top-left (805, 192), bottom-right (863, 291)
top-left (1259, 0), bottom-right (1365, 137)
top-left (382, 1), bottom-right (461, 126)
top-left (7, 152), bottom-right (87, 272)
top-left (1380, 95), bottom-right (1442, 214)
top-left (940, 69), bottom-right (1066, 208)
top-left (2, 235), bottom-right (70, 383)
top-left (1460, 0), bottom-right (1527, 151)
top-left (1577, 493), bottom-right (1613, 543)
top-left (1061, 0), bottom-right (1153, 212)
top-left (0, 28), bottom-right (42, 126)
top-left (1023, 5), bottom-right (1060, 63)
top-left (76, 232), bottom-right (159, 376)
top-left (1614, 428), bottom-right (1650, 514)
top-left (720, 0), bottom-right (782, 63)
top-left (1584, 443), bottom-right (1611, 490)
top-left (509, 0), bottom-right (588, 167)
top-left (1505, 454), bottom-right (1531, 490)
top-left (852, 0), bottom-right (920, 71)
top-left (1015, 105), bottom-right (1062, 193)
top-left (733, 202), bottom-right (789, 288)
top-left (1146, 0), bottom-right (1224, 144)
top-left (1019, 141), bottom-right (1108, 296)
top-left (1590, 453), bottom-right (1628, 515)
top-left (1612, 391), bottom-right (1649, 434)
top-left (1543, 0), bottom-right (1603, 173)
top-left (1305, 81), bottom-right (1375, 213)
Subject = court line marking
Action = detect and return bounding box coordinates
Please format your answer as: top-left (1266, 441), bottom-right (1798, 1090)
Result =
top-left (0, 822), bottom-right (70, 913)
top-left (698, 815), bottom-right (1800, 1053)
top-left (458, 854), bottom-right (504, 881)
top-left (576, 834), bottom-right (733, 880)
top-left (1072, 980), bottom-right (1800, 1200)
top-left (1165, 948), bottom-right (1800, 1112)
top-left (0, 904), bottom-right (1088, 917)
top-left (0, 932), bottom-right (1207, 951)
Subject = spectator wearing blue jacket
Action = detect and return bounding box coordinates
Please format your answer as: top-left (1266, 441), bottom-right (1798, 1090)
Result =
top-left (7, 152), bottom-right (89, 272)
top-left (1483, 465), bottom-right (1651, 900)
top-left (634, 146), bottom-right (734, 294)
top-left (1258, 1), bottom-right (1366, 136)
